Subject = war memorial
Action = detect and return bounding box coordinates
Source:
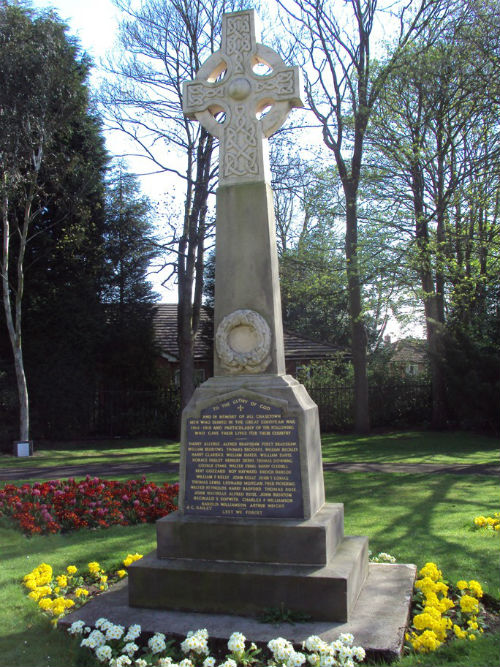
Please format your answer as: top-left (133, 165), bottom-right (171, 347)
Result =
top-left (64, 9), bottom-right (416, 657)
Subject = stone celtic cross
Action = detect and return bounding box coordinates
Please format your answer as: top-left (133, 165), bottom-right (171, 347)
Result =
top-left (183, 9), bottom-right (303, 186)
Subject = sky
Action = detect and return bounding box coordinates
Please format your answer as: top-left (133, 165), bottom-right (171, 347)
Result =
top-left (28, 0), bottom-right (422, 338)
top-left (31, 0), bottom-right (119, 61)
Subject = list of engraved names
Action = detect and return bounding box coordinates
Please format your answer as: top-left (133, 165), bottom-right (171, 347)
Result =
top-left (184, 397), bottom-right (302, 518)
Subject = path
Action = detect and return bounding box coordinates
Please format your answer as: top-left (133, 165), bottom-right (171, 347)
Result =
top-left (0, 460), bottom-right (498, 481)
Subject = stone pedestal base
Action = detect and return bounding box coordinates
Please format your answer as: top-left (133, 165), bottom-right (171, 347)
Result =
top-left (156, 503), bottom-right (345, 564)
top-left (129, 504), bottom-right (369, 622)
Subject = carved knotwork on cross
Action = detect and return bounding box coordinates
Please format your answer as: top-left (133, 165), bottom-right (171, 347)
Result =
top-left (182, 10), bottom-right (304, 186)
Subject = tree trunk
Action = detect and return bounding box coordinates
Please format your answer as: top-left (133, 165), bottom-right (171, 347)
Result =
top-left (411, 159), bottom-right (447, 428)
top-left (344, 186), bottom-right (370, 433)
top-left (2, 191), bottom-right (30, 441)
top-left (177, 129), bottom-right (213, 411)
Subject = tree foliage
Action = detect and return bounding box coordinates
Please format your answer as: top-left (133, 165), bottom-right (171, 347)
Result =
top-left (0, 3), bottom-right (98, 441)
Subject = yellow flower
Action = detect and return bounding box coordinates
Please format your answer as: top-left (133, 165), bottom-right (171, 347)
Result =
top-left (411, 629), bottom-right (442, 653)
top-left (467, 580), bottom-right (483, 598)
top-left (88, 561), bottom-right (101, 575)
top-left (468, 620), bottom-right (478, 630)
top-left (453, 624), bottom-right (467, 639)
top-left (38, 598), bottom-right (53, 611)
top-left (66, 565), bottom-right (78, 575)
top-left (468, 634), bottom-right (476, 641)
top-left (54, 587), bottom-right (60, 594)
top-left (75, 587), bottom-right (89, 597)
top-left (100, 575), bottom-right (108, 584)
top-left (56, 575), bottom-right (68, 588)
top-left (436, 597), bottom-right (454, 613)
top-left (117, 569), bottom-right (127, 579)
top-left (457, 580), bottom-right (467, 590)
top-left (123, 553), bottom-right (143, 567)
top-left (419, 562), bottom-right (442, 582)
top-left (460, 595), bottom-right (479, 614)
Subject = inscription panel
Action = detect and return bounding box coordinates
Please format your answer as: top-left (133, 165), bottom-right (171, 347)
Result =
top-left (185, 397), bottom-right (302, 518)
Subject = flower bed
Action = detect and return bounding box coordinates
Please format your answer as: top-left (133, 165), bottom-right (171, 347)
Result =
top-left (68, 622), bottom-right (366, 667)
top-left (0, 476), bottom-right (178, 535)
top-left (406, 562), bottom-right (485, 653)
top-left (23, 554), bottom-right (143, 622)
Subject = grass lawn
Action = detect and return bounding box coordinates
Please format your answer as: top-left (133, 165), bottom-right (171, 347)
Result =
top-left (1, 432), bottom-right (499, 666)
top-left (0, 438), bottom-right (180, 470)
top-left (321, 431), bottom-right (500, 464)
top-left (1, 431), bottom-right (498, 472)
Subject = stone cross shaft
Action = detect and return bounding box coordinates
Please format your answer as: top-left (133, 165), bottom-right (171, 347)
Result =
top-left (183, 9), bottom-right (303, 186)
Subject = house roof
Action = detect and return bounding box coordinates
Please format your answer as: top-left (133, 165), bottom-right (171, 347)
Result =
top-left (390, 339), bottom-right (428, 364)
top-left (154, 304), bottom-right (343, 362)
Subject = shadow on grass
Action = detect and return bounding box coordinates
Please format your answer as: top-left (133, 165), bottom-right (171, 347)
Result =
top-left (325, 472), bottom-right (500, 593)
top-left (321, 431), bottom-right (500, 464)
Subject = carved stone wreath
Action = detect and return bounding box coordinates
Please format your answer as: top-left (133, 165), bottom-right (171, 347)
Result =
top-left (216, 309), bottom-right (271, 374)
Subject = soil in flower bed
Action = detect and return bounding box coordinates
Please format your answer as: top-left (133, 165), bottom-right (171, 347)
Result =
top-left (0, 476), bottom-right (178, 535)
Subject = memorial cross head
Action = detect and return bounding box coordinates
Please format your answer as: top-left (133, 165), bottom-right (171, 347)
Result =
top-left (182, 10), bottom-right (304, 186)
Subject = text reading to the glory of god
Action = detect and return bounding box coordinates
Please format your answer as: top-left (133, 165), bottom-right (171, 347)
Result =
top-left (184, 397), bottom-right (302, 518)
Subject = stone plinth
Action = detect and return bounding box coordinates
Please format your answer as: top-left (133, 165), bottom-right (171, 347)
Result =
top-left (128, 374), bottom-right (369, 622)
top-left (156, 503), bottom-right (344, 564)
top-left (129, 534), bottom-right (368, 622)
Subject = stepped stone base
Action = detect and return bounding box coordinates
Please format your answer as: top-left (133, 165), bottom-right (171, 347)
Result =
top-left (129, 504), bottom-right (368, 622)
top-left (129, 536), bottom-right (368, 622)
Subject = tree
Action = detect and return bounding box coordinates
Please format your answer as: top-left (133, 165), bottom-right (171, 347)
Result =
top-left (101, 0), bottom-right (245, 409)
top-left (278, 0), bottom-right (456, 431)
top-left (100, 165), bottom-right (161, 391)
top-left (367, 5), bottom-right (500, 426)
top-left (0, 3), bottom-right (96, 443)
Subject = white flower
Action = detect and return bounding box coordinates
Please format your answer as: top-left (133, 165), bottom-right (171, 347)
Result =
top-left (124, 624), bottom-right (142, 642)
top-left (342, 660), bottom-right (354, 667)
top-left (135, 660), bottom-right (148, 667)
top-left (337, 646), bottom-right (352, 661)
top-left (116, 657), bottom-right (132, 667)
top-left (220, 660), bottom-right (237, 667)
top-left (179, 660), bottom-right (194, 667)
top-left (181, 630), bottom-right (209, 655)
top-left (158, 659), bottom-right (176, 667)
top-left (228, 632), bottom-right (246, 654)
top-left (81, 630), bottom-right (106, 650)
top-left (307, 654), bottom-right (320, 666)
top-left (203, 658), bottom-right (216, 667)
top-left (95, 645), bottom-right (113, 663)
top-left (95, 618), bottom-right (110, 629)
top-left (338, 634), bottom-right (354, 648)
top-left (319, 655), bottom-right (335, 667)
top-left (353, 647), bottom-right (365, 661)
top-left (304, 636), bottom-right (324, 653)
top-left (268, 637), bottom-right (293, 662)
top-left (68, 621), bottom-right (85, 635)
top-left (106, 624), bottom-right (125, 641)
top-left (287, 651), bottom-right (306, 667)
top-left (148, 634), bottom-right (167, 654)
top-left (123, 643), bottom-right (139, 657)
